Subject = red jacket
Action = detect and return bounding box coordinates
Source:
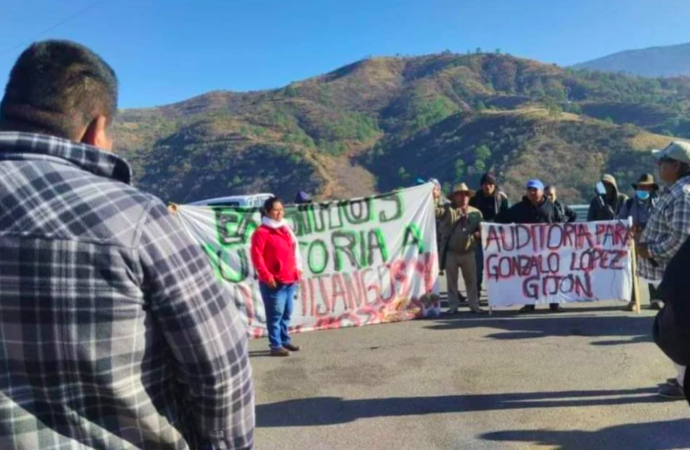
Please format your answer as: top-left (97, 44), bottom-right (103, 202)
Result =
top-left (250, 225), bottom-right (299, 284)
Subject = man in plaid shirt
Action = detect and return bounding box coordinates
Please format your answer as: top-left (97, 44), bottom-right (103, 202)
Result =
top-left (0, 41), bottom-right (254, 449)
top-left (637, 141), bottom-right (690, 401)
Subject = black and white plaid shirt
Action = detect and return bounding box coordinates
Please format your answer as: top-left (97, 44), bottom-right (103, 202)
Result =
top-left (639, 175), bottom-right (690, 281)
top-left (0, 132), bottom-right (254, 449)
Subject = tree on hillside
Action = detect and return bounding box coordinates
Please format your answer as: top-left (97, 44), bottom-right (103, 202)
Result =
top-left (475, 47), bottom-right (482, 54)
top-left (495, 48), bottom-right (501, 55)
top-left (475, 144), bottom-right (492, 161)
top-left (454, 159), bottom-right (466, 183)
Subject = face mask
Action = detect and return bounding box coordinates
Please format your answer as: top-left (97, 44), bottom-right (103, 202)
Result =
top-left (635, 190), bottom-right (650, 201)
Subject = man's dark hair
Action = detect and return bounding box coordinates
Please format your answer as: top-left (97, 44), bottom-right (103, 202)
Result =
top-left (0, 40), bottom-right (118, 140)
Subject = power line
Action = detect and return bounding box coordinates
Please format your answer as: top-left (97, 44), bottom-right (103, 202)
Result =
top-left (0, 0), bottom-right (109, 57)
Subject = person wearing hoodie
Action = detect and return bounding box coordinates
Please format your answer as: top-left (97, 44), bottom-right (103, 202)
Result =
top-left (470, 173), bottom-right (509, 292)
top-left (587, 174), bottom-right (628, 221)
top-left (497, 179), bottom-right (564, 313)
top-left (618, 174), bottom-right (661, 311)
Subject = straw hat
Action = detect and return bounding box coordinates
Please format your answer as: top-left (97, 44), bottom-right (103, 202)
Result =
top-left (632, 173), bottom-right (659, 191)
top-left (448, 182), bottom-right (475, 198)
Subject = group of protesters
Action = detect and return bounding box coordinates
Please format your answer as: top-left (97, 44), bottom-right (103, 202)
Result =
top-left (428, 142), bottom-right (690, 403)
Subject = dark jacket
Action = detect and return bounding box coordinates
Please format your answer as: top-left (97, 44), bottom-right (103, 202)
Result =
top-left (496, 196), bottom-right (560, 224)
top-left (654, 236), bottom-right (690, 368)
top-left (588, 176), bottom-right (629, 221)
top-left (553, 200), bottom-right (577, 223)
top-left (618, 194), bottom-right (659, 229)
top-left (470, 190), bottom-right (509, 222)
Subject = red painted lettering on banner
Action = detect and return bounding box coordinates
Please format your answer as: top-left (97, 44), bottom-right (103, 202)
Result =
top-left (522, 272), bottom-right (593, 300)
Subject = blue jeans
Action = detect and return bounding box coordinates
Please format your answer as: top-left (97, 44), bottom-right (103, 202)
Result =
top-left (259, 282), bottom-right (297, 349)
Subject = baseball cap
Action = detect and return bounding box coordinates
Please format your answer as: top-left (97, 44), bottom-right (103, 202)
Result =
top-left (526, 179), bottom-right (544, 191)
top-left (652, 141), bottom-right (690, 165)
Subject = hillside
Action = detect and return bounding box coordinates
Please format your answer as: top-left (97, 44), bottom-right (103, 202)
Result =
top-left (573, 42), bottom-right (690, 78)
top-left (113, 52), bottom-right (689, 204)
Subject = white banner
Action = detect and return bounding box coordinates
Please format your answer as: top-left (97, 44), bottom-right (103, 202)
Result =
top-left (482, 220), bottom-right (633, 307)
top-left (175, 184), bottom-right (441, 337)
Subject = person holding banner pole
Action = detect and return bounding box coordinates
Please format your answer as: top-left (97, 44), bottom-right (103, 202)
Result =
top-left (618, 173), bottom-right (660, 311)
top-left (431, 178), bottom-right (451, 274)
top-left (496, 179), bottom-right (564, 313)
top-left (636, 141), bottom-right (690, 400)
top-left (439, 183), bottom-right (484, 315)
top-left (251, 197), bottom-right (303, 357)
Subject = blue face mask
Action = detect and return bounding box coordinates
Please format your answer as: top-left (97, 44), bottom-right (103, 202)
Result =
top-left (635, 190), bottom-right (650, 201)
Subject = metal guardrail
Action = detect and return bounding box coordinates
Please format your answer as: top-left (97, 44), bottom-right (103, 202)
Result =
top-left (570, 204), bottom-right (589, 222)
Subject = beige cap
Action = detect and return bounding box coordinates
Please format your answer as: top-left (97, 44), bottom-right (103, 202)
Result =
top-left (653, 141), bottom-right (690, 165)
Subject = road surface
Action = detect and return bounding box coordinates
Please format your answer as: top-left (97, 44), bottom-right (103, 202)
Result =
top-left (250, 281), bottom-right (688, 450)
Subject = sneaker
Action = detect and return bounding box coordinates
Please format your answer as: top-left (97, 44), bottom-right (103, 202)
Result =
top-left (657, 383), bottom-right (685, 400)
top-left (519, 305), bottom-right (536, 313)
top-left (470, 308), bottom-right (486, 314)
top-left (443, 309), bottom-right (459, 316)
top-left (270, 347), bottom-right (291, 357)
top-left (625, 302), bottom-right (637, 312)
top-left (549, 305), bottom-right (565, 313)
top-left (284, 343), bottom-right (301, 352)
top-left (650, 301), bottom-right (663, 311)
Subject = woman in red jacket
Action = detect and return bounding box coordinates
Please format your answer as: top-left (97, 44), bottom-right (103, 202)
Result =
top-left (251, 197), bottom-right (303, 356)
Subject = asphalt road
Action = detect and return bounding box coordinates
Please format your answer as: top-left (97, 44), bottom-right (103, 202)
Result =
top-left (249, 281), bottom-right (689, 450)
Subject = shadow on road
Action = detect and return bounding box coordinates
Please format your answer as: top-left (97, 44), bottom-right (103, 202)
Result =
top-left (480, 418), bottom-right (690, 450)
top-left (425, 314), bottom-right (654, 345)
top-left (256, 388), bottom-right (659, 427)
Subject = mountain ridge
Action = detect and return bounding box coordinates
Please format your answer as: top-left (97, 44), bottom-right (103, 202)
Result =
top-left (113, 52), bottom-right (688, 205)
top-left (573, 42), bottom-right (690, 78)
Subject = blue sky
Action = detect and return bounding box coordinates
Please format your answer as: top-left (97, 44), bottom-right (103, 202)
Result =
top-left (2, 0), bottom-right (690, 109)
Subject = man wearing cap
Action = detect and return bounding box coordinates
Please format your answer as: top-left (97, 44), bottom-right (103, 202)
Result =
top-left (588, 174), bottom-right (628, 221)
top-left (438, 183), bottom-right (484, 314)
top-left (497, 179), bottom-right (564, 313)
top-left (470, 172), bottom-right (509, 293)
top-left (637, 141), bottom-right (690, 400)
top-left (618, 174), bottom-right (661, 311)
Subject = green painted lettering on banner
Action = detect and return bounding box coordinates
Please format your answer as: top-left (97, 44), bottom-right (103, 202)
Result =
top-left (368, 228), bottom-right (389, 266)
top-left (214, 208), bottom-right (260, 248)
top-left (308, 239), bottom-right (329, 275)
top-left (340, 198), bottom-right (373, 225)
top-left (403, 223), bottom-right (425, 254)
top-left (202, 243), bottom-right (249, 283)
top-left (332, 230), bottom-right (362, 272)
top-left (378, 192), bottom-right (404, 223)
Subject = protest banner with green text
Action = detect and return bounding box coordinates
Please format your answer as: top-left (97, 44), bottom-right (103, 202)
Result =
top-left (176, 184), bottom-right (441, 337)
